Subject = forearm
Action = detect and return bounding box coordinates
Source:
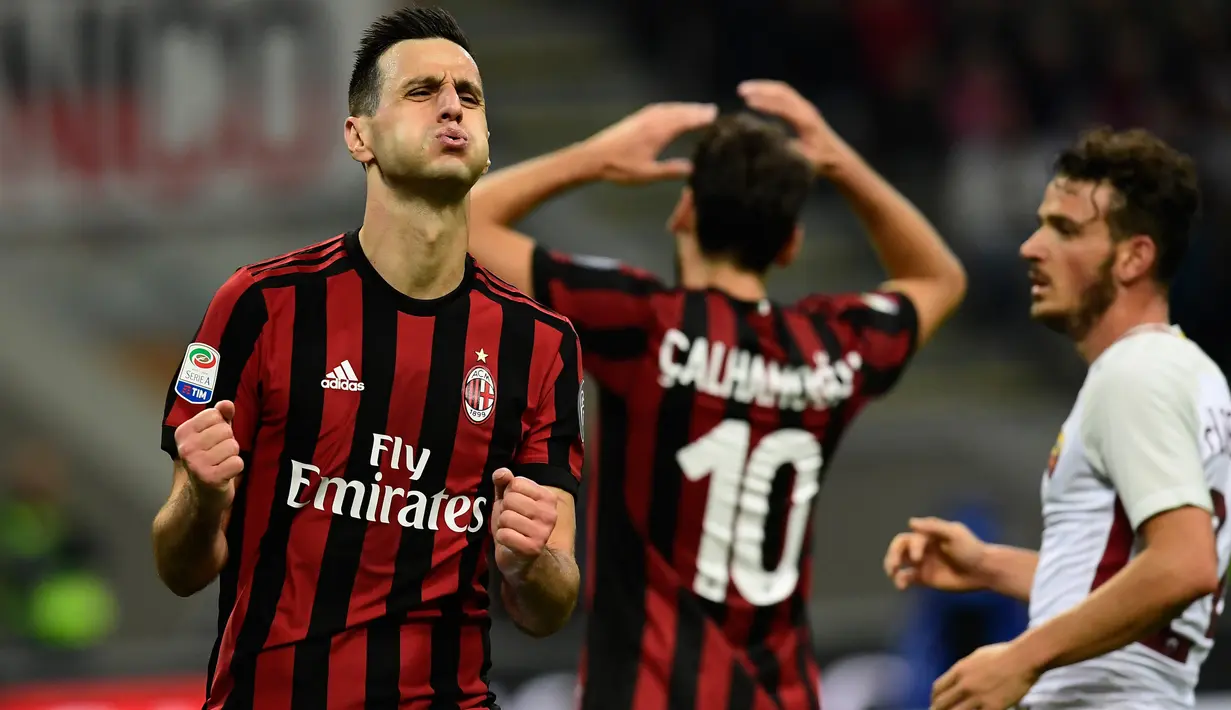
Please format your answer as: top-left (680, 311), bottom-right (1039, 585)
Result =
top-left (152, 483), bottom-right (228, 597)
top-left (470, 143), bottom-right (603, 227)
top-left (827, 152), bottom-right (964, 284)
top-left (501, 547), bottom-right (580, 638)
top-left (979, 544), bottom-right (1039, 602)
top-left (1012, 549), bottom-right (1206, 671)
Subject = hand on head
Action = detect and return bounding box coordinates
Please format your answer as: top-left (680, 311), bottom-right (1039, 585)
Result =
top-left (736, 79), bottom-right (851, 176)
top-left (581, 103), bottom-right (718, 184)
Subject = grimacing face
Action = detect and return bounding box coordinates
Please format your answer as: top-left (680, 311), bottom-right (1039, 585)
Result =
top-left (1019, 177), bottom-right (1121, 338)
top-left (355, 38), bottom-right (490, 195)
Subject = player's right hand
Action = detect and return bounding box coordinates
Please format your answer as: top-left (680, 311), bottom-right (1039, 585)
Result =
top-left (883, 517), bottom-right (989, 592)
top-left (580, 102), bottom-right (718, 184)
top-left (174, 400), bottom-right (244, 507)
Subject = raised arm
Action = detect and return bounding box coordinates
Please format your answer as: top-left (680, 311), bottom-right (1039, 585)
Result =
top-left (468, 103), bottom-right (717, 297)
top-left (884, 516), bottom-right (1038, 602)
top-left (467, 147), bottom-right (599, 296)
top-left (738, 81), bottom-right (966, 346)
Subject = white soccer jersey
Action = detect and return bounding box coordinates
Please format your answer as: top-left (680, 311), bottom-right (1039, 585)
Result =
top-left (1022, 327), bottom-right (1231, 710)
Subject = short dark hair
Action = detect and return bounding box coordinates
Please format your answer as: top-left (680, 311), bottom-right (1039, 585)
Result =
top-left (348, 7), bottom-right (471, 117)
top-left (688, 113), bottom-right (813, 273)
top-left (1054, 127), bottom-right (1200, 285)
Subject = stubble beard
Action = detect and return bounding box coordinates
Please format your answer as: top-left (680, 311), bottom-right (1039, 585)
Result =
top-left (1035, 253), bottom-right (1117, 342)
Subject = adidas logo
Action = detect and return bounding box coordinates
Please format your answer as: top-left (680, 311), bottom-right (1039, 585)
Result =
top-left (321, 360), bottom-right (365, 391)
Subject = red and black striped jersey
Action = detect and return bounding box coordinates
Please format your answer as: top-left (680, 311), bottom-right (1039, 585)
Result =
top-left (160, 231), bottom-right (584, 710)
top-left (531, 247), bottom-right (917, 710)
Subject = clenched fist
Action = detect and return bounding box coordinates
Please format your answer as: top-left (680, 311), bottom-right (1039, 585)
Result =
top-left (174, 400), bottom-right (244, 509)
top-left (491, 468), bottom-right (558, 581)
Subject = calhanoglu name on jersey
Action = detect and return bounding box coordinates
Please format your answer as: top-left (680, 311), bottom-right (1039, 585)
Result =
top-left (658, 328), bottom-right (861, 411)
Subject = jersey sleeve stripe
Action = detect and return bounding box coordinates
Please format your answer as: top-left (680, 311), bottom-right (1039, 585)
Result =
top-left (473, 266), bottom-right (574, 328)
top-left (246, 234), bottom-right (346, 272)
top-left (249, 243), bottom-right (349, 282)
top-left (547, 326), bottom-right (582, 470)
top-left (249, 238), bottom-right (346, 277)
top-left (513, 463), bottom-right (580, 496)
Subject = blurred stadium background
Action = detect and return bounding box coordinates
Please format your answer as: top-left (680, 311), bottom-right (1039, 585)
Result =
top-left (1, 0), bottom-right (1229, 708)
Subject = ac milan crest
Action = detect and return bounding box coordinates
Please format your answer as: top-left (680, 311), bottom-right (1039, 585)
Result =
top-left (463, 365), bottom-right (497, 423)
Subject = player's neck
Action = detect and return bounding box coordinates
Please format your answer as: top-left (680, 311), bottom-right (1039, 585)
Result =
top-left (1076, 288), bottom-right (1171, 364)
top-left (692, 260), bottom-right (768, 302)
top-left (359, 188), bottom-right (469, 301)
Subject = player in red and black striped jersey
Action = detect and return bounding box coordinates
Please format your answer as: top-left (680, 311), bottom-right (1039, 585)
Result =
top-left (467, 82), bottom-right (967, 710)
top-left (151, 8), bottom-right (583, 710)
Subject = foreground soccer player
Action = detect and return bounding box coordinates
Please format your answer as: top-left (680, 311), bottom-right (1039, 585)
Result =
top-left (468, 82), bottom-right (966, 709)
top-left (885, 128), bottom-right (1231, 710)
top-left (151, 8), bottom-right (583, 708)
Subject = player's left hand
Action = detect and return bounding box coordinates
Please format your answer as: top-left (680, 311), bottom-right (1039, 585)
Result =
top-left (491, 468), bottom-right (558, 580)
top-left (931, 642), bottom-right (1040, 710)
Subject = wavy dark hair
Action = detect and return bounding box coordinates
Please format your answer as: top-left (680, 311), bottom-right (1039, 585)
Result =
top-left (1053, 127), bottom-right (1200, 285)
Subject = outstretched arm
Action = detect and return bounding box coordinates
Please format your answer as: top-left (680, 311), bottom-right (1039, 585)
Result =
top-left (738, 81), bottom-right (966, 346)
top-left (468, 103), bottom-right (717, 297)
top-left (979, 544), bottom-right (1040, 602)
top-left (468, 147), bottom-right (602, 296)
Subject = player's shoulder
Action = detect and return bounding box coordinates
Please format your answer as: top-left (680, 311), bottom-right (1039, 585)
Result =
top-left (1082, 330), bottom-right (1226, 425)
top-left (234, 233), bottom-right (351, 287)
top-left (1094, 329), bottom-right (1220, 389)
top-left (538, 247), bottom-right (667, 294)
top-left (473, 260), bottom-right (577, 338)
top-left (791, 290), bottom-right (912, 318)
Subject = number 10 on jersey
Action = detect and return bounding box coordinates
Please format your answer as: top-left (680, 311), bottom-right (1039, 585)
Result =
top-left (677, 419), bottom-right (823, 607)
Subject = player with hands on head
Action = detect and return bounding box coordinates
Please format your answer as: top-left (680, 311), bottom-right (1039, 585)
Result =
top-left (578, 101), bottom-right (715, 184)
top-left (468, 80), bottom-right (964, 710)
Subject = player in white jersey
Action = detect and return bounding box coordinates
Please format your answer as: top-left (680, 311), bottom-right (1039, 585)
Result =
top-left (883, 127), bottom-right (1231, 710)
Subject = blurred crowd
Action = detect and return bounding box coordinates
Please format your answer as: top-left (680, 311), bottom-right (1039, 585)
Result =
top-left (0, 437), bottom-right (117, 677)
top-left (595, 0), bottom-right (1231, 363)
